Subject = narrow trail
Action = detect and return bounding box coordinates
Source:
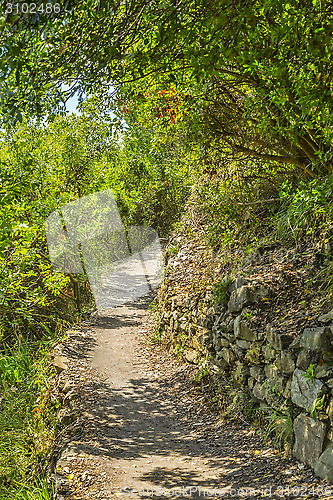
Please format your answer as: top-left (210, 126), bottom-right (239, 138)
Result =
top-left (55, 297), bottom-right (325, 500)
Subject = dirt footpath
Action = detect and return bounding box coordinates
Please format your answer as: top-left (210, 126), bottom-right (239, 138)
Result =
top-left (53, 296), bottom-right (329, 500)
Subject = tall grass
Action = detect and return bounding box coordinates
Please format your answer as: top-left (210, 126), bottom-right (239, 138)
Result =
top-left (277, 177), bottom-right (333, 243)
top-left (0, 340), bottom-right (58, 498)
top-left (0, 477), bottom-right (54, 500)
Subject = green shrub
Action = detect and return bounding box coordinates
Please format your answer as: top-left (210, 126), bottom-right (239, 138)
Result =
top-left (0, 341), bottom-right (57, 497)
top-left (211, 277), bottom-right (232, 305)
top-left (277, 177), bottom-right (333, 243)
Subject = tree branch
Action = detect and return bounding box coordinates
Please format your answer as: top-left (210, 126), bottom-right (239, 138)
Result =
top-left (227, 142), bottom-right (316, 177)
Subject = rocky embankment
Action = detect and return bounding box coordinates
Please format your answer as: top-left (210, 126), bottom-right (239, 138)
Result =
top-left (156, 231), bottom-right (333, 481)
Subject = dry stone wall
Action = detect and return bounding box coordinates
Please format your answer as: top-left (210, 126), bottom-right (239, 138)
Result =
top-left (157, 266), bottom-right (333, 482)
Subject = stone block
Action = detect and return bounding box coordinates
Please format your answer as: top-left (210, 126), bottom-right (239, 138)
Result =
top-left (257, 331), bottom-right (266, 341)
top-left (212, 332), bottom-right (229, 352)
top-left (299, 326), bottom-right (332, 351)
top-left (58, 379), bottom-right (73, 394)
top-left (234, 315), bottom-right (257, 341)
top-left (264, 364), bottom-right (279, 380)
top-left (316, 364), bottom-right (333, 380)
top-left (228, 286), bottom-right (254, 313)
top-left (184, 349), bottom-right (198, 364)
top-left (296, 349), bottom-right (320, 371)
top-left (57, 408), bottom-right (76, 427)
top-left (215, 356), bottom-right (228, 370)
top-left (262, 344), bottom-right (276, 361)
top-left (293, 414), bottom-right (326, 468)
top-left (219, 331), bottom-right (234, 342)
top-left (267, 325), bottom-right (292, 350)
top-left (220, 347), bottom-right (236, 365)
top-left (283, 379), bottom-right (291, 400)
top-left (248, 377), bottom-right (255, 390)
top-left (327, 378), bottom-right (333, 389)
top-left (314, 446), bottom-right (333, 482)
top-left (326, 398), bottom-right (333, 423)
top-left (276, 350), bottom-right (296, 374)
top-left (225, 316), bottom-right (235, 333)
top-left (218, 313), bottom-right (235, 332)
top-left (252, 382), bottom-right (266, 400)
top-left (291, 368), bottom-right (323, 412)
top-left (233, 314), bottom-right (241, 335)
top-left (253, 285), bottom-right (270, 300)
top-left (213, 312), bottom-right (225, 328)
top-left (319, 309), bottom-right (333, 323)
top-left (236, 339), bottom-right (251, 349)
top-left (250, 366), bottom-right (265, 382)
top-left (323, 352), bottom-right (333, 363)
top-left (290, 335), bottom-right (302, 348)
top-left (228, 276), bottom-right (248, 292)
top-left (52, 355), bottom-right (68, 374)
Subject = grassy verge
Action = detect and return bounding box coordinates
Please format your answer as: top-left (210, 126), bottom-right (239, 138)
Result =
top-left (0, 334), bottom-right (63, 499)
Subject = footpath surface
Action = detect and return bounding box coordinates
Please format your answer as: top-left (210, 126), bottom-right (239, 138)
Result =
top-left (53, 296), bottom-right (328, 500)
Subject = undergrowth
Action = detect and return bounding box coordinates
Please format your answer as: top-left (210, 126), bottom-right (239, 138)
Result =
top-left (0, 477), bottom-right (54, 500)
top-left (190, 165), bottom-right (333, 309)
top-left (210, 277), bottom-right (232, 306)
top-left (0, 335), bottom-right (60, 498)
top-left (259, 406), bottom-right (294, 452)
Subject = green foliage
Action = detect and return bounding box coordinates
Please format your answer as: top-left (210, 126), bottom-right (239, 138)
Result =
top-left (3, 477), bottom-right (55, 500)
top-left (103, 121), bottom-right (192, 237)
top-left (262, 407), bottom-right (293, 452)
top-left (0, 342), bottom-right (33, 386)
top-left (4, 1), bottom-right (333, 492)
top-left (243, 311), bottom-right (253, 321)
top-left (277, 177), bottom-right (333, 242)
top-left (0, 105), bottom-right (191, 338)
top-left (0, 341), bottom-right (57, 497)
top-left (194, 365), bottom-right (210, 385)
top-left (166, 245), bottom-right (179, 258)
top-left (310, 392), bottom-right (326, 422)
top-left (301, 363), bottom-right (316, 384)
top-left (3, 0), bottom-right (333, 181)
top-left (150, 327), bottom-right (163, 345)
top-left (0, 116), bottom-right (97, 338)
top-left (192, 157), bottom-right (281, 250)
top-left (211, 277), bottom-right (232, 305)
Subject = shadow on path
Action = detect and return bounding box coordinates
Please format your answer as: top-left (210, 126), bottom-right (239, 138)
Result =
top-left (56, 294), bottom-right (320, 499)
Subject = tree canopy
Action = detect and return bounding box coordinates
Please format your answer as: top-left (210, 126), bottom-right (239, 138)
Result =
top-left (1, 0), bottom-right (333, 176)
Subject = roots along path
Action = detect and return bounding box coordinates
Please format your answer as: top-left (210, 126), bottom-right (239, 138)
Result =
top-left (55, 296), bottom-right (324, 500)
